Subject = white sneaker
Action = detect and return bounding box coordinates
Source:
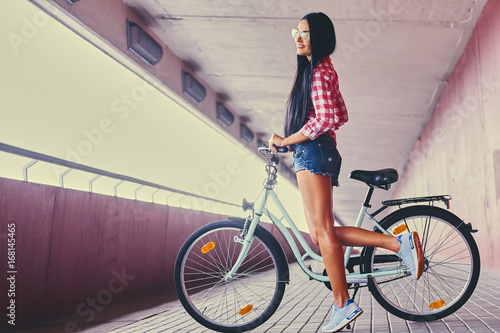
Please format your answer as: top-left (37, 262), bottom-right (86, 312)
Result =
top-left (322, 299), bottom-right (363, 332)
top-left (397, 231), bottom-right (424, 280)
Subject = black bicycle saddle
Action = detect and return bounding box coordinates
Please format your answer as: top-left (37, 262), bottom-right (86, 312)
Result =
top-left (350, 168), bottom-right (399, 188)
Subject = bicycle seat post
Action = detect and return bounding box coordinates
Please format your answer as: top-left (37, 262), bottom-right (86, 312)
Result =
top-left (363, 186), bottom-right (375, 209)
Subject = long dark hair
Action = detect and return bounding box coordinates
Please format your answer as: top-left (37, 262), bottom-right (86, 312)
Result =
top-left (284, 12), bottom-right (337, 137)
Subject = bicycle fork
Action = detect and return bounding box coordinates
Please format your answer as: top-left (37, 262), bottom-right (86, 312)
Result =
top-left (223, 235), bottom-right (253, 282)
top-left (223, 191), bottom-right (268, 282)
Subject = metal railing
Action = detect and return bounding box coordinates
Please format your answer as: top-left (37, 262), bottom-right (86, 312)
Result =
top-left (0, 142), bottom-right (243, 215)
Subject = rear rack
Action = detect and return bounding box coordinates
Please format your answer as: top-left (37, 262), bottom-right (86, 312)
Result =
top-left (382, 195), bottom-right (452, 208)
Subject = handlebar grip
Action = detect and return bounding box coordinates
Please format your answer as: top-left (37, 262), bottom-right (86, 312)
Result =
top-left (261, 142), bottom-right (289, 153)
top-left (275, 146), bottom-right (289, 153)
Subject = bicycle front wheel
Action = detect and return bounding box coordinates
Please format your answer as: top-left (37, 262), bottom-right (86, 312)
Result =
top-left (363, 205), bottom-right (480, 321)
top-left (174, 220), bottom-right (289, 332)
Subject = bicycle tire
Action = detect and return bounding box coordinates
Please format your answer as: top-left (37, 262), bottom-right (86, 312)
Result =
top-left (362, 205), bottom-right (480, 321)
top-left (174, 219), bottom-right (289, 332)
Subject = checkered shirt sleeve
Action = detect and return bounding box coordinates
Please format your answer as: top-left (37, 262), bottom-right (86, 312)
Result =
top-left (299, 58), bottom-right (348, 141)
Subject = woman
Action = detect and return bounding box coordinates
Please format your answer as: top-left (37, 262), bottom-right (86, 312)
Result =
top-left (268, 12), bottom-right (424, 332)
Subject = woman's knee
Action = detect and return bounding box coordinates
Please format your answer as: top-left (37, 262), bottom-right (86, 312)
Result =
top-left (309, 232), bottom-right (319, 245)
top-left (309, 214), bottom-right (335, 232)
top-left (306, 221), bottom-right (319, 245)
top-left (313, 219), bottom-right (342, 246)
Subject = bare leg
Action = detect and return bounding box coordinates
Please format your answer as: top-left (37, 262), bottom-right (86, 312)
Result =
top-left (296, 170), bottom-right (350, 308)
top-left (300, 191), bottom-right (319, 245)
top-left (297, 171), bottom-right (403, 308)
top-left (301, 195), bottom-right (400, 251)
top-left (336, 226), bottom-right (401, 253)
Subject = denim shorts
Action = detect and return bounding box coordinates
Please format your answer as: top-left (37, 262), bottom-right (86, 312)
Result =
top-left (292, 134), bottom-right (342, 186)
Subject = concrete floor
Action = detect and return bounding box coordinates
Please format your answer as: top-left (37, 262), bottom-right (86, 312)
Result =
top-left (18, 262), bottom-right (500, 333)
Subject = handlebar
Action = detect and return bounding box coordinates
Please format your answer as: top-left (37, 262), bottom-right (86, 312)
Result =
top-left (258, 144), bottom-right (289, 164)
top-left (259, 142), bottom-right (289, 153)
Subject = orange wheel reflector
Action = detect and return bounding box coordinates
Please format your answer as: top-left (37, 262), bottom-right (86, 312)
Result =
top-left (429, 300), bottom-right (445, 309)
top-left (393, 224), bottom-right (408, 235)
top-left (201, 242), bottom-right (216, 254)
top-left (239, 304), bottom-right (253, 315)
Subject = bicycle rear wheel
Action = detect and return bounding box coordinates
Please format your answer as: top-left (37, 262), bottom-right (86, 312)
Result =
top-left (174, 220), bottom-right (289, 332)
top-left (363, 205), bottom-right (480, 321)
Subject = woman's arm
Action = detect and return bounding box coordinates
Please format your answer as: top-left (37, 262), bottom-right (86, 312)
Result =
top-left (268, 132), bottom-right (309, 153)
top-left (299, 60), bottom-right (348, 140)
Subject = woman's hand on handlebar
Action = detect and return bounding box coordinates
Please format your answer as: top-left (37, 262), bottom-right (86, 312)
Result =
top-left (268, 134), bottom-right (286, 153)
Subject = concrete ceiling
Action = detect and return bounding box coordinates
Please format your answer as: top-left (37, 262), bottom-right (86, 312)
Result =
top-left (120, 0), bottom-right (486, 225)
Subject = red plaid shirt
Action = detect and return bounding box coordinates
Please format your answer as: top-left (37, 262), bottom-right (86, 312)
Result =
top-left (299, 57), bottom-right (348, 144)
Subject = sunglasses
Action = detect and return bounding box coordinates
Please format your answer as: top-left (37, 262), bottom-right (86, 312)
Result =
top-left (291, 29), bottom-right (310, 42)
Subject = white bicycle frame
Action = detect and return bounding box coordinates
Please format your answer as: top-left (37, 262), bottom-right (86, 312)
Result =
top-left (225, 187), bottom-right (408, 284)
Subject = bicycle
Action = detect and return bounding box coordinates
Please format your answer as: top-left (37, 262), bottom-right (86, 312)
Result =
top-left (174, 146), bottom-right (480, 332)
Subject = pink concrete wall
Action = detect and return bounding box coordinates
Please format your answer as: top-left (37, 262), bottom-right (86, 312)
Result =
top-left (0, 177), bottom-right (318, 329)
top-left (393, 0), bottom-right (500, 274)
top-left (0, 178), bottom-right (56, 328)
top-left (0, 177), bottom-right (225, 329)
